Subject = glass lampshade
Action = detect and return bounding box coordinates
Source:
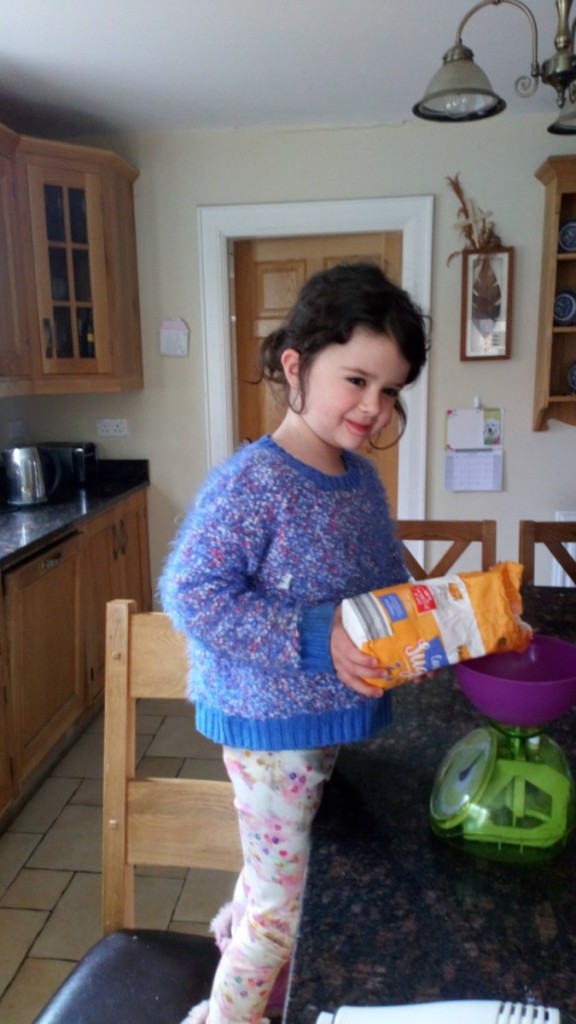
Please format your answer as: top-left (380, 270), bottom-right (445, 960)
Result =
top-left (548, 103), bottom-right (576, 134)
top-left (413, 43), bottom-right (506, 122)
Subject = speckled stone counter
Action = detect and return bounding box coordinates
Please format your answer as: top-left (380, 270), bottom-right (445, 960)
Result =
top-left (284, 589), bottom-right (576, 1024)
top-left (0, 459), bottom-right (149, 568)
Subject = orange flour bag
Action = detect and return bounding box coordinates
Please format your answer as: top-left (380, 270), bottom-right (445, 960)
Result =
top-left (341, 561), bottom-right (532, 689)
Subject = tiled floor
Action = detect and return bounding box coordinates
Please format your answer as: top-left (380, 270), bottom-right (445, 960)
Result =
top-left (0, 699), bottom-right (236, 1024)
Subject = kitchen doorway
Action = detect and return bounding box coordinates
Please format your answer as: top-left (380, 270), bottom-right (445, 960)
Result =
top-left (233, 232), bottom-right (403, 513)
top-left (197, 196), bottom-right (433, 519)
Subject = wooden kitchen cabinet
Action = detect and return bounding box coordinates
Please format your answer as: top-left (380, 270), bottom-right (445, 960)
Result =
top-left (0, 687), bottom-right (14, 819)
top-left (4, 533), bottom-right (84, 784)
top-left (0, 588), bottom-right (15, 819)
top-left (534, 156), bottom-right (576, 431)
top-left (15, 134), bottom-right (143, 394)
top-left (0, 123), bottom-right (31, 394)
top-left (0, 486), bottom-right (152, 830)
top-left (82, 489), bottom-right (152, 702)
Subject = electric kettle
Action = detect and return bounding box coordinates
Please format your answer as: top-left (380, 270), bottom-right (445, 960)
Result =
top-left (2, 446), bottom-right (62, 506)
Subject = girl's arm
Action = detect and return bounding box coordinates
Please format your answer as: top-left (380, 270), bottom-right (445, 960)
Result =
top-left (160, 480), bottom-right (304, 672)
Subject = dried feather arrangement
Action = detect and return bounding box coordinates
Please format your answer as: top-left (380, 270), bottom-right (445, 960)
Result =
top-left (447, 174), bottom-right (506, 348)
top-left (446, 173), bottom-right (503, 264)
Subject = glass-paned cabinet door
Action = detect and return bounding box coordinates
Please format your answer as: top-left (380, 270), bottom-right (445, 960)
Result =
top-left (26, 164), bottom-right (111, 375)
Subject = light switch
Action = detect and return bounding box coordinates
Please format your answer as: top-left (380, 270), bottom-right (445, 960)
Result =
top-left (160, 318), bottom-right (189, 357)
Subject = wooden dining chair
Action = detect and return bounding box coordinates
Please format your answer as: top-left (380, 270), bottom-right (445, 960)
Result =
top-left (33, 599), bottom-right (243, 1024)
top-left (518, 520), bottom-right (576, 587)
top-left (396, 519), bottom-right (497, 580)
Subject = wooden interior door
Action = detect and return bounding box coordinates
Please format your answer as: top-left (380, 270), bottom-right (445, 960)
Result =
top-left (234, 233), bottom-right (403, 512)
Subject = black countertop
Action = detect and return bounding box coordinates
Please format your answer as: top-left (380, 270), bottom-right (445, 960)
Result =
top-left (0, 459), bottom-right (149, 569)
top-left (284, 588), bottom-right (576, 1024)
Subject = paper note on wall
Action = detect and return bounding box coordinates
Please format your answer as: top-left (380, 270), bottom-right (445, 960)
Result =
top-left (446, 408), bottom-right (503, 449)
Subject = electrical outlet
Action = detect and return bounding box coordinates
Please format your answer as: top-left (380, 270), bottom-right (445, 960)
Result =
top-left (97, 418), bottom-right (129, 437)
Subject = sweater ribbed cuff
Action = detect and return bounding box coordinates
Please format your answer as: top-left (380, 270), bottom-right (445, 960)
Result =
top-left (300, 602), bottom-right (336, 673)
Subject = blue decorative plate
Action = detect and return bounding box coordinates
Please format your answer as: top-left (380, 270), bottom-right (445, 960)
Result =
top-left (558, 219), bottom-right (576, 253)
top-left (553, 290), bottom-right (576, 325)
top-left (568, 361), bottom-right (576, 394)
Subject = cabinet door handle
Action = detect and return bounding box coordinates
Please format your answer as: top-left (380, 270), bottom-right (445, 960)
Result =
top-left (42, 553), bottom-right (63, 571)
top-left (42, 318), bottom-right (54, 358)
top-left (112, 525), bottom-right (121, 560)
top-left (119, 521), bottom-right (128, 554)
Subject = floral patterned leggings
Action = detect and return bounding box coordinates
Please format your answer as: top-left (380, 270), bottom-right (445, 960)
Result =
top-left (205, 745), bottom-right (338, 1024)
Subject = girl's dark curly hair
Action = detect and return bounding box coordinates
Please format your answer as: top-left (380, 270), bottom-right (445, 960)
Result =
top-left (258, 262), bottom-right (430, 444)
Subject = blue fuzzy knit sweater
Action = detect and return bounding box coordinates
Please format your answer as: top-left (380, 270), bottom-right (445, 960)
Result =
top-left (159, 435), bottom-right (408, 750)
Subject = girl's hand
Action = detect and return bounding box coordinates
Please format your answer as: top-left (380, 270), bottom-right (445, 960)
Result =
top-left (330, 606), bottom-right (388, 698)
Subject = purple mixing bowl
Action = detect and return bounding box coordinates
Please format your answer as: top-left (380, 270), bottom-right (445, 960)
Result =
top-left (455, 635), bottom-right (576, 728)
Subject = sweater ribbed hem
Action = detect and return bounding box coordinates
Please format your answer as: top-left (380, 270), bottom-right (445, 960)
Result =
top-left (194, 698), bottom-right (393, 751)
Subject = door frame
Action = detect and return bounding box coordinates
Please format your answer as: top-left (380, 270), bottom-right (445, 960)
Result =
top-left (197, 196), bottom-right (433, 518)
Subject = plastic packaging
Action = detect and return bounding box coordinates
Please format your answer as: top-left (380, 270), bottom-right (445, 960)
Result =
top-left (342, 561), bottom-right (531, 688)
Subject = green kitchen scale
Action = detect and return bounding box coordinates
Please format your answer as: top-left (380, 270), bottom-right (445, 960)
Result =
top-left (430, 636), bottom-right (576, 864)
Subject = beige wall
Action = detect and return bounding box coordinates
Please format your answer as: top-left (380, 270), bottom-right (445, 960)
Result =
top-left (2, 115), bottom-right (575, 593)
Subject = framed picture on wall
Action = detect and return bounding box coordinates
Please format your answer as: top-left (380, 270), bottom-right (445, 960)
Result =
top-left (460, 247), bottom-right (513, 360)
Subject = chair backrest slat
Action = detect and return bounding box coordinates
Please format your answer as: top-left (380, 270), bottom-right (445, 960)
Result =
top-left (102, 599), bottom-right (242, 936)
top-left (396, 520), bottom-right (497, 579)
top-left (130, 612), bottom-right (189, 698)
top-left (519, 520), bottom-right (576, 586)
top-left (127, 778), bottom-right (242, 871)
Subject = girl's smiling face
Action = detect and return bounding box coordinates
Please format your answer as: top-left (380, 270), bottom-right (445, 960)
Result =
top-left (278, 326), bottom-right (411, 469)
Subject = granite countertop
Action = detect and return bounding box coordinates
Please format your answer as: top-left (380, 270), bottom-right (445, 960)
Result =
top-left (284, 588), bottom-right (576, 1024)
top-left (0, 459), bottom-right (149, 568)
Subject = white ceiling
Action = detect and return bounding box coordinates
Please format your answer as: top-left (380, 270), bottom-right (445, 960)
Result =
top-left (0, 0), bottom-right (568, 139)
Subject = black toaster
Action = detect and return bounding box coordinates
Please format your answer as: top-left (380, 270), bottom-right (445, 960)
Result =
top-left (41, 442), bottom-right (99, 486)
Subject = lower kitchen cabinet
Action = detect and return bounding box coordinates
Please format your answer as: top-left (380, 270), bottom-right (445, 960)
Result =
top-left (0, 695), bottom-right (13, 818)
top-left (82, 489), bottom-right (152, 702)
top-left (0, 590), bottom-right (15, 818)
top-left (0, 610), bottom-right (14, 819)
top-left (5, 533), bottom-right (84, 784)
top-left (0, 486), bottom-right (152, 828)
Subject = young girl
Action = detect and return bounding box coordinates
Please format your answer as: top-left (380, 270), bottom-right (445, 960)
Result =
top-left (159, 262), bottom-right (429, 1024)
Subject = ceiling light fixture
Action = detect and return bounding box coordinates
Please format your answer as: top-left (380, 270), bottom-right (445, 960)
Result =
top-left (413, 0), bottom-right (576, 134)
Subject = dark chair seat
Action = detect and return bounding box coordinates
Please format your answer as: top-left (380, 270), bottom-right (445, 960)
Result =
top-left (32, 929), bottom-right (220, 1024)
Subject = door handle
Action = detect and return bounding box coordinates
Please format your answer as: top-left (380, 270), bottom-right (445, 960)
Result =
top-left (42, 553), bottom-right (63, 571)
